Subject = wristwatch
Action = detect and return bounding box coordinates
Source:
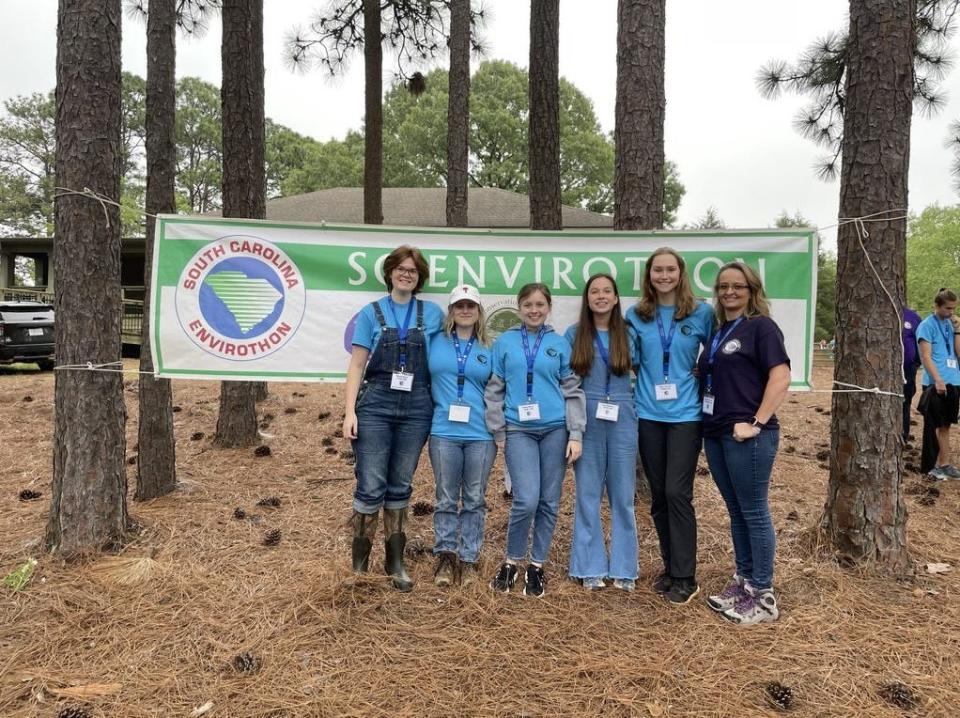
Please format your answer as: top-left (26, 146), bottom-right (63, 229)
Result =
top-left (750, 416), bottom-right (766, 429)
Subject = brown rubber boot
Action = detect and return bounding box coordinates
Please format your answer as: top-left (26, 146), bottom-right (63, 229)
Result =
top-left (383, 507), bottom-right (413, 592)
top-left (350, 510), bottom-right (378, 572)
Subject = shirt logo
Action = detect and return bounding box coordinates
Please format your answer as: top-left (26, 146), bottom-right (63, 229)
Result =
top-left (680, 325), bottom-right (693, 336)
top-left (546, 347), bottom-right (559, 358)
top-left (176, 235), bottom-right (306, 361)
top-left (722, 339), bottom-right (741, 355)
top-left (476, 354), bottom-right (488, 364)
top-left (904, 321), bottom-right (912, 329)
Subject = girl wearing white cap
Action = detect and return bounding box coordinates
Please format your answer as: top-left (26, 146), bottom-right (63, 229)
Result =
top-left (427, 285), bottom-right (497, 587)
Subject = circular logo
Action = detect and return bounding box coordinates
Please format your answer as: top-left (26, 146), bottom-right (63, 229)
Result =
top-left (722, 339), bottom-right (741, 355)
top-left (904, 321), bottom-right (912, 329)
top-left (680, 324), bottom-right (693, 336)
top-left (485, 304), bottom-right (522, 340)
top-left (176, 235), bottom-right (306, 361)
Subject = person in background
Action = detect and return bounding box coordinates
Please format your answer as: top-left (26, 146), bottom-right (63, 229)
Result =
top-left (342, 245), bottom-right (445, 591)
top-left (485, 283), bottom-right (586, 598)
top-left (428, 285), bottom-right (496, 588)
top-left (699, 261), bottom-right (791, 625)
top-left (626, 248), bottom-right (714, 605)
top-left (566, 274), bottom-right (639, 592)
top-left (917, 288), bottom-right (960, 480)
top-left (901, 305), bottom-right (922, 443)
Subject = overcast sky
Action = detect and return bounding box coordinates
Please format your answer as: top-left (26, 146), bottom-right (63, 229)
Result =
top-left (2, 0), bottom-right (959, 246)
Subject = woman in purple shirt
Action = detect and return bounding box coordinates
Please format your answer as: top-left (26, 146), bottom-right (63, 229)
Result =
top-left (698, 261), bottom-right (790, 625)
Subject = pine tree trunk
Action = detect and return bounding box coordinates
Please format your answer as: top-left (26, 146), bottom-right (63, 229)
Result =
top-left (47, 0), bottom-right (129, 555)
top-left (614, 0), bottom-right (665, 230)
top-left (820, 0), bottom-right (913, 573)
top-left (215, 0), bottom-right (265, 448)
top-left (363, 0), bottom-right (383, 225)
top-left (445, 0), bottom-right (470, 228)
top-left (528, 0), bottom-right (561, 231)
top-left (136, 0), bottom-right (177, 500)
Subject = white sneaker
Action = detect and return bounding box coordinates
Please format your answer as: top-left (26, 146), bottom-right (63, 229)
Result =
top-left (929, 466), bottom-right (950, 481)
top-left (722, 584), bottom-right (779, 625)
top-left (941, 464), bottom-right (960, 480)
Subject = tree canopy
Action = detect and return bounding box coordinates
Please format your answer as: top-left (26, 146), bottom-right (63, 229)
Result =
top-left (906, 204), bottom-right (960, 313)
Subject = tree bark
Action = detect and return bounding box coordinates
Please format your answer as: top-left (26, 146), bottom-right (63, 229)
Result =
top-left (363, 0), bottom-right (383, 225)
top-left (445, 0), bottom-right (470, 228)
top-left (136, 0), bottom-right (178, 500)
top-left (614, 0), bottom-right (665, 230)
top-left (215, 0), bottom-right (265, 448)
top-left (47, 0), bottom-right (129, 555)
top-left (528, 0), bottom-right (561, 231)
top-left (820, 0), bottom-right (914, 573)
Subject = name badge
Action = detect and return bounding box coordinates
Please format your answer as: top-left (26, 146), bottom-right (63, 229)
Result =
top-left (390, 371), bottom-right (413, 391)
top-left (596, 402), bottom-right (619, 422)
top-left (655, 383), bottom-right (678, 401)
top-left (448, 404), bottom-right (471, 423)
top-left (518, 402), bottom-right (541, 422)
top-left (948, 358), bottom-right (959, 370)
top-left (702, 393), bottom-right (715, 415)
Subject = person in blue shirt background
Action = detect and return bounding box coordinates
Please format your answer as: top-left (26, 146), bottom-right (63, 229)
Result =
top-left (485, 282), bottom-right (586, 598)
top-left (342, 245), bottom-right (444, 591)
top-left (427, 284), bottom-right (496, 588)
top-left (626, 247), bottom-right (713, 606)
top-left (566, 274), bottom-right (639, 592)
top-left (901, 305), bottom-right (922, 442)
top-left (917, 288), bottom-right (960, 479)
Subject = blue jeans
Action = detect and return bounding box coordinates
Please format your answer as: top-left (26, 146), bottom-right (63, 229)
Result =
top-left (352, 384), bottom-right (433, 513)
top-left (704, 430), bottom-right (779, 590)
top-left (504, 424), bottom-right (569, 565)
top-left (570, 398), bottom-right (638, 580)
top-left (429, 436), bottom-right (497, 563)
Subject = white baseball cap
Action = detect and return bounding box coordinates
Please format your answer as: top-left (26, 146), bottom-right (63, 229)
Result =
top-left (448, 284), bottom-right (481, 306)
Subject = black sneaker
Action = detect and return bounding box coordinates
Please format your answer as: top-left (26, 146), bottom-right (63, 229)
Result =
top-left (665, 577), bottom-right (700, 605)
top-left (489, 562), bottom-right (518, 593)
top-left (523, 564), bottom-right (546, 598)
top-left (652, 573), bottom-right (672, 595)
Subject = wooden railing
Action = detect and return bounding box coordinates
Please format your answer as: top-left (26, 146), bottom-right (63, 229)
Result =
top-left (2, 287), bottom-right (144, 345)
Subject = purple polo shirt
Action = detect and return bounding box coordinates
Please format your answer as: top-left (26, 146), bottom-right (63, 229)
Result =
top-left (698, 315), bottom-right (791, 438)
top-left (902, 307), bottom-right (921, 373)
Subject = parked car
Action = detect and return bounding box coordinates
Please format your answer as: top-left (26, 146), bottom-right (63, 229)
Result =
top-left (0, 302), bottom-right (55, 370)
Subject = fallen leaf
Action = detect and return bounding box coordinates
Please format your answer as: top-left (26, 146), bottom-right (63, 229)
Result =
top-left (646, 701), bottom-right (664, 716)
top-left (925, 562), bottom-right (952, 575)
top-left (191, 701), bottom-right (215, 717)
top-left (49, 682), bottom-right (123, 698)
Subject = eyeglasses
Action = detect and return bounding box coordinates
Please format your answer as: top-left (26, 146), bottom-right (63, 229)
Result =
top-left (717, 283), bottom-right (749, 292)
top-left (394, 267), bottom-right (419, 277)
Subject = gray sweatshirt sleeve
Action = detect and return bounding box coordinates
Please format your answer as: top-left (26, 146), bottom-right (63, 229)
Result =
top-left (560, 373), bottom-right (586, 441)
top-left (484, 374), bottom-right (507, 442)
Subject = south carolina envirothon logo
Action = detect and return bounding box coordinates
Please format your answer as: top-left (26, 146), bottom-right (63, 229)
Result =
top-left (176, 236), bottom-right (306, 361)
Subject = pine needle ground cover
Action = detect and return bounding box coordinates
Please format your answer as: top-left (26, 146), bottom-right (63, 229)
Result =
top-left (0, 364), bottom-right (958, 717)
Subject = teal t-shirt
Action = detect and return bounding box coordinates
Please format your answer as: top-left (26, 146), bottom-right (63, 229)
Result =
top-left (562, 323), bottom-right (638, 400)
top-left (351, 296), bottom-right (445, 354)
top-left (491, 325), bottom-right (574, 428)
top-left (917, 314), bottom-right (960, 386)
top-left (428, 331), bottom-right (494, 441)
top-left (626, 301), bottom-right (714, 422)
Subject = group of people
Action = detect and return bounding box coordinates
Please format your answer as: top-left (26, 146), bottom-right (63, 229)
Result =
top-left (342, 245), bottom-right (791, 626)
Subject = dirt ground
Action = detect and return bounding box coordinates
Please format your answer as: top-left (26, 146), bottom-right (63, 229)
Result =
top-left (1, 363), bottom-right (958, 717)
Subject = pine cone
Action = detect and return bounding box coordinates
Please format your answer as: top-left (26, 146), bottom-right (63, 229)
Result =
top-left (56, 707), bottom-right (92, 718)
top-left (321, 437), bottom-right (334, 447)
top-left (318, 411), bottom-right (331, 421)
top-left (879, 681), bottom-right (918, 710)
top-left (233, 507), bottom-right (246, 520)
top-left (254, 445), bottom-right (272, 457)
top-left (232, 651), bottom-right (261, 673)
top-left (191, 431), bottom-right (204, 441)
top-left (256, 496), bottom-right (281, 508)
top-left (263, 528), bottom-right (282, 546)
top-left (18, 489), bottom-right (41, 501)
top-left (764, 681), bottom-right (793, 711)
top-left (284, 407), bottom-right (297, 415)
top-left (412, 501), bottom-right (434, 517)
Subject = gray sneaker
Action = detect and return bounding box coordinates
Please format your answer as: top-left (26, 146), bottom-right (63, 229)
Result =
top-left (929, 466), bottom-right (950, 481)
top-left (581, 576), bottom-right (606, 591)
top-left (942, 464), bottom-right (960, 480)
top-left (707, 574), bottom-right (745, 612)
top-left (722, 584), bottom-right (779, 625)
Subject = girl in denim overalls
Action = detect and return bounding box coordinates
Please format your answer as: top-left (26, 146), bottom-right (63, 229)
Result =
top-left (342, 245), bottom-right (444, 591)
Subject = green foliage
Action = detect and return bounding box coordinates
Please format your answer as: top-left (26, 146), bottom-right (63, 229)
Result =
top-left (175, 76), bottom-right (222, 213)
top-left (906, 204), bottom-right (960, 314)
top-left (285, 60), bottom-right (685, 221)
top-left (0, 91), bottom-right (55, 235)
top-left (691, 206), bottom-right (726, 229)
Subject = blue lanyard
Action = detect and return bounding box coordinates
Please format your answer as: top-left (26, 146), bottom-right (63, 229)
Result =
top-left (452, 332), bottom-right (476, 402)
top-left (705, 317), bottom-right (743, 393)
top-left (594, 332), bottom-right (612, 398)
top-left (939, 319), bottom-right (956, 358)
top-left (388, 298), bottom-right (415, 370)
top-left (520, 326), bottom-right (546, 400)
top-left (656, 308), bottom-right (678, 381)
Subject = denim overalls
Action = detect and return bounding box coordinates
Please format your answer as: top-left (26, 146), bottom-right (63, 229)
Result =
top-left (352, 299), bottom-right (434, 514)
top-left (569, 332), bottom-right (639, 580)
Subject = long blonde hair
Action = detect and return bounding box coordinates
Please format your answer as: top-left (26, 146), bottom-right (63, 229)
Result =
top-left (442, 303), bottom-right (491, 346)
top-left (634, 247), bottom-right (698, 322)
top-left (712, 261), bottom-right (771, 324)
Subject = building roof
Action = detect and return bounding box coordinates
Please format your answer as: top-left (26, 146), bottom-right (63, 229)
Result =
top-left (262, 187), bottom-right (613, 228)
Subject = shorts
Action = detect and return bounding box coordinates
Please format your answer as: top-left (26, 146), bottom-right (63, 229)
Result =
top-left (919, 384), bottom-right (960, 427)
